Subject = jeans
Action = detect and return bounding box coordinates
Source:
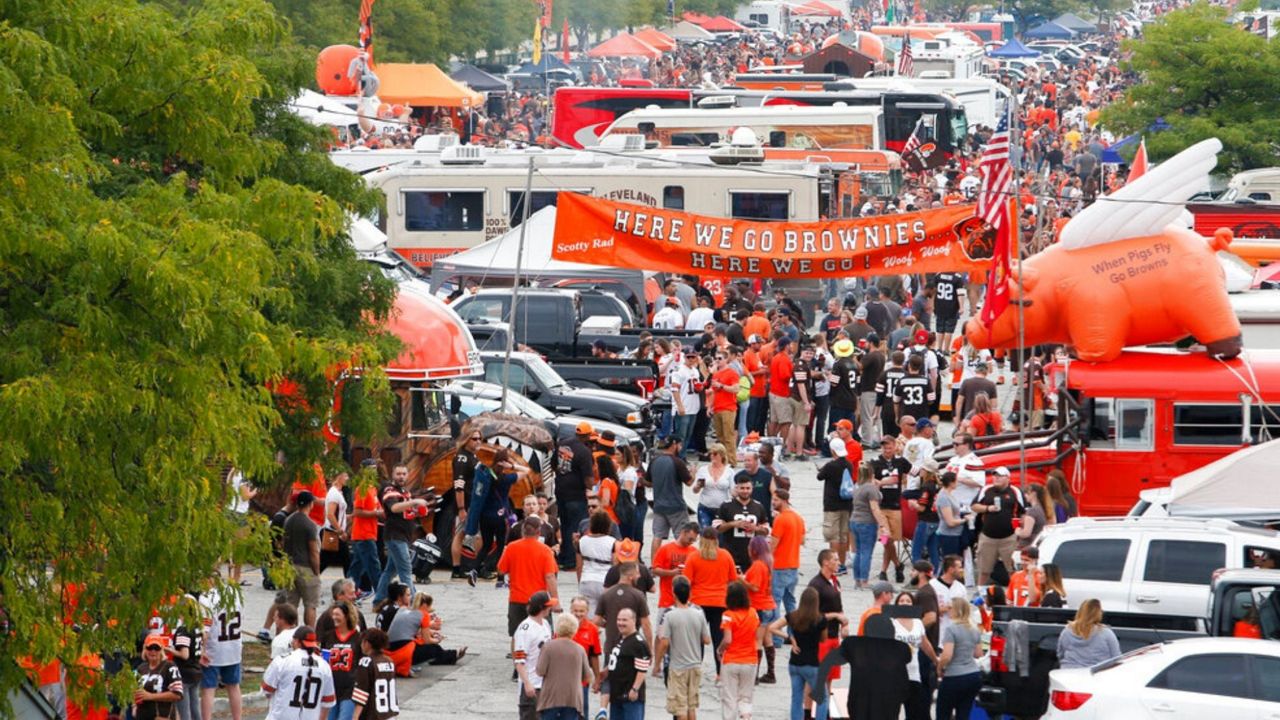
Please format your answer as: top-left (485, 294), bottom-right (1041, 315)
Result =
top-left (557, 499), bottom-right (587, 568)
top-left (658, 407), bottom-right (673, 441)
top-left (912, 521), bottom-right (941, 572)
top-left (608, 700), bottom-right (644, 720)
top-left (538, 708), bottom-right (578, 720)
top-left (936, 671), bottom-right (982, 720)
top-left (673, 413), bottom-right (697, 454)
top-left (327, 699), bottom-right (354, 720)
top-left (696, 505), bottom-right (718, 530)
top-left (737, 399), bottom-right (749, 438)
top-left (788, 664), bottom-right (828, 720)
top-left (348, 539), bottom-right (381, 592)
top-left (176, 679), bottom-right (201, 720)
top-left (938, 533), bottom-right (965, 564)
top-left (771, 568), bottom-right (799, 648)
top-left (850, 522), bottom-right (879, 583)
top-left (748, 396), bottom-right (768, 434)
top-left (690, 409), bottom-right (710, 454)
top-left (624, 498), bottom-right (647, 543)
top-left (374, 539), bottom-right (413, 604)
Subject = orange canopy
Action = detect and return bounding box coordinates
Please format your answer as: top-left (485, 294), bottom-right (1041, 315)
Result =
top-left (793, 0), bottom-right (842, 16)
top-left (588, 33), bottom-right (662, 60)
top-left (385, 291), bottom-right (482, 382)
top-left (701, 15), bottom-right (746, 32)
top-left (373, 63), bottom-right (484, 108)
top-left (634, 27), bottom-right (677, 52)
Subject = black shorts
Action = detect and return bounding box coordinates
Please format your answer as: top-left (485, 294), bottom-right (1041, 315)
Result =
top-left (936, 314), bottom-right (958, 333)
top-left (508, 601), bottom-right (529, 637)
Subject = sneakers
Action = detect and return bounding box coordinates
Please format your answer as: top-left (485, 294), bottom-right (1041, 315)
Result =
top-left (451, 569), bottom-right (469, 581)
top-left (593, 711), bottom-right (607, 720)
top-left (759, 671), bottom-right (777, 684)
top-left (354, 590), bottom-right (372, 605)
top-left (466, 569), bottom-right (478, 588)
top-left (895, 566), bottom-right (906, 584)
top-left (835, 564), bottom-right (849, 576)
top-left (878, 571), bottom-right (889, 582)
top-left (255, 629), bottom-right (272, 645)
top-left (495, 578), bottom-right (508, 589)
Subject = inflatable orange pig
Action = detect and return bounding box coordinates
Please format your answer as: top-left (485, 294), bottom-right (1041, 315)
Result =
top-left (966, 139), bottom-right (1243, 362)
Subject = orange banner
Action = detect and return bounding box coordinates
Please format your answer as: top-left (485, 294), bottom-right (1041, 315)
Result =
top-left (551, 193), bottom-right (994, 279)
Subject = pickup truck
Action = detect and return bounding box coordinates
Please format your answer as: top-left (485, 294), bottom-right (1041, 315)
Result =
top-left (978, 568), bottom-right (1280, 718)
top-left (469, 324), bottom-right (665, 399)
top-left (476, 351), bottom-right (656, 444)
top-left (453, 288), bottom-right (702, 359)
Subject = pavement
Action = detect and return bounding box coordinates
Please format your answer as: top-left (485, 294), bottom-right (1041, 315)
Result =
top-left (223, 453), bottom-right (901, 719)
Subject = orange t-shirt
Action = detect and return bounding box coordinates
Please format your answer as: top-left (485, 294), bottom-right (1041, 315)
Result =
top-left (744, 313), bottom-right (771, 341)
top-left (654, 541), bottom-right (699, 608)
top-left (769, 353), bottom-right (794, 397)
top-left (293, 464), bottom-right (328, 526)
top-left (857, 606), bottom-right (882, 636)
top-left (720, 608), bottom-right (761, 665)
top-left (1234, 620), bottom-right (1264, 639)
top-left (770, 508), bottom-right (805, 570)
top-left (744, 560), bottom-right (776, 611)
top-left (712, 367), bottom-right (740, 413)
top-left (599, 477), bottom-right (620, 524)
top-left (744, 349), bottom-right (767, 398)
top-left (683, 549), bottom-right (738, 608)
top-left (1007, 570), bottom-right (1042, 607)
top-left (351, 484), bottom-right (379, 541)
top-left (496, 538), bottom-right (557, 604)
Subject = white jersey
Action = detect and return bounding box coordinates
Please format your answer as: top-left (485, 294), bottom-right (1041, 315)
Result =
top-left (929, 577), bottom-right (970, 642)
top-left (959, 347), bottom-right (994, 383)
top-left (686, 307), bottom-right (716, 333)
top-left (669, 365), bottom-right (701, 416)
top-left (324, 486), bottom-right (347, 532)
top-left (512, 617), bottom-right (553, 690)
top-left (902, 437), bottom-right (935, 488)
top-left (653, 306), bottom-right (684, 329)
top-left (263, 649), bottom-right (336, 720)
top-left (945, 452), bottom-right (985, 508)
top-left (200, 588), bottom-right (244, 667)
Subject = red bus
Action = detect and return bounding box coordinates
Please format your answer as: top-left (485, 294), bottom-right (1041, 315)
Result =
top-left (551, 86), bottom-right (969, 165)
top-left (951, 348), bottom-right (1280, 516)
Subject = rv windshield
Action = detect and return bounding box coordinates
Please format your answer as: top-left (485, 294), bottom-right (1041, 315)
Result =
top-left (951, 109), bottom-right (970, 141)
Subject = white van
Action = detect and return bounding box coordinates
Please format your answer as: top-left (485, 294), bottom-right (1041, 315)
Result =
top-left (1220, 167), bottom-right (1280, 203)
top-left (1035, 517), bottom-right (1280, 617)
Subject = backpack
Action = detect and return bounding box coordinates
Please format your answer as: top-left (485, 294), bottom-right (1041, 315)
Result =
top-left (838, 466), bottom-right (856, 501)
top-left (736, 375), bottom-right (752, 403)
top-left (614, 485), bottom-right (636, 528)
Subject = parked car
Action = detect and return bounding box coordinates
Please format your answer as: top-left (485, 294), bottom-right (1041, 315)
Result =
top-left (1035, 516), bottom-right (1280, 616)
top-left (1043, 637), bottom-right (1280, 718)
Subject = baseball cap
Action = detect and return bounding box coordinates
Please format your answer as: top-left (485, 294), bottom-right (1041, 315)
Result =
top-left (747, 334), bottom-right (763, 344)
top-left (869, 580), bottom-right (894, 596)
top-left (901, 307), bottom-right (913, 317)
top-left (920, 458), bottom-right (941, 475)
top-left (527, 591), bottom-right (552, 615)
top-left (294, 490), bottom-right (315, 507)
top-left (614, 538), bottom-right (641, 563)
top-left (992, 466), bottom-right (1011, 478)
top-left (916, 418), bottom-right (934, 430)
top-left (835, 419), bottom-right (854, 432)
top-left (833, 339), bottom-right (854, 358)
top-left (828, 437), bottom-right (847, 458)
top-left (592, 339), bottom-right (608, 350)
top-left (143, 635), bottom-right (168, 650)
top-left (575, 421), bottom-right (594, 436)
top-left (295, 626), bottom-right (320, 649)
top-left (914, 329), bottom-right (929, 345)
top-left (853, 307), bottom-right (868, 320)
top-left (866, 332), bottom-right (880, 346)
top-left (665, 296), bottom-right (680, 307)
top-left (777, 307), bottom-right (791, 317)
top-left (866, 286), bottom-right (880, 297)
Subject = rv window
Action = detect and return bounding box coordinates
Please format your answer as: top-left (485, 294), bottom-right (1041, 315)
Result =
top-left (508, 190), bottom-right (561, 227)
top-left (403, 190), bottom-right (485, 232)
top-left (768, 130), bottom-right (787, 148)
top-left (1173, 404), bottom-right (1244, 446)
top-left (1116, 399), bottom-right (1154, 450)
top-left (730, 191), bottom-right (790, 221)
top-left (951, 110), bottom-right (969, 143)
top-left (1249, 192), bottom-right (1273, 201)
top-left (668, 132), bottom-right (721, 147)
top-left (663, 186), bottom-right (685, 210)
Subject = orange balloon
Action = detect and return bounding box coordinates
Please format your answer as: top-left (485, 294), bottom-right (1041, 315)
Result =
top-left (316, 45), bottom-right (361, 96)
top-left (965, 228), bottom-right (1242, 362)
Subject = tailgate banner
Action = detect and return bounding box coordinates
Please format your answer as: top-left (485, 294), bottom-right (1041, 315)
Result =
top-left (551, 192), bottom-right (993, 279)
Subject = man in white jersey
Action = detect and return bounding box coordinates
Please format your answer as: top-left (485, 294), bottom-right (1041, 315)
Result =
top-left (200, 582), bottom-right (244, 720)
top-left (262, 627), bottom-right (336, 720)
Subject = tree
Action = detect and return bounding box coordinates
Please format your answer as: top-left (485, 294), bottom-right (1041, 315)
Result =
top-left (0, 0), bottom-right (398, 702)
top-left (1004, 0), bottom-right (1085, 33)
top-left (1102, 2), bottom-right (1280, 171)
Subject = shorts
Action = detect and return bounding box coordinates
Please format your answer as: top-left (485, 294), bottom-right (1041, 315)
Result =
top-left (652, 509), bottom-right (690, 541)
top-left (200, 664), bottom-right (242, 689)
top-left (976, 533), bottom-right (1018, 578)
top-left (822, 511), bottom-right (851, 544)
top-left (936, 314), bottom-right (958, 333)
top-left (883, 509), bottom-right (903, 541)
top-left (287, 565), bottom-right (321, 610)
top-left (791, 398), bottom-right (811, 426)
top-left (508, 601), bottom-right (529, 637)
top-left (665, 666), bottom-right (702, 714)
top-left (769, 394), bottom-right (795, 425)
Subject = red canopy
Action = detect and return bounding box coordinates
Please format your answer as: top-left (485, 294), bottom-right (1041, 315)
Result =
top-left (793, 0), bottom-right (842, 16)
top-left (587, 33), bottom-right (662, 60)
top-left (700, 15), bottom-right (746, 32)
top-left (634, 27), bottom-right (677, 52)
top-left (682, 11), bottom-right (713, 24)
top-left (385, 290), bottom-right (482, 382)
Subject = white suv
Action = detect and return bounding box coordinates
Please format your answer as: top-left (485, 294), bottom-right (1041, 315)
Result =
top-left (1035, 517), bottom-right (1280, 616)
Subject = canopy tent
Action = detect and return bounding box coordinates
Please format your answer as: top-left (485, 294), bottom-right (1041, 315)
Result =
top-left (450, 64), bottom-right (510, 94)
top-left (682, 11), bottom-right (713, 24)
top-left (1052, 12), bottom-right (1098, 33)
top-left (1100, 132), bottom-right (1141, 164)
top-left (701, 15), bottom-right (747, 32)
top-left (665, 20), bottom-right (715, 40)
top-left (987, 37), bottom-right (1040, 58)
top-left (792, 0), bottom-right (843, 16)
top-left (1167, 439), bottom-right (1280, 520)
top-left (429, 206), bottom-right (646, 307)
top-left (1024, 21), bottom-right (1076, 39)
top-left (634, 27), bottom-right (678, 52)
top-left (587, 33), bottom-right (662, 61)
top-left (374, 63), bottom-right (484, 107)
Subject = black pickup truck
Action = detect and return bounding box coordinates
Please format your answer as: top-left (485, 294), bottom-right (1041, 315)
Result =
top-left (453, 288), bottom-right (702, 360)
top-left (475, 351), bottom-right (656, 444)
top-left (979, 569), bottom-right (1280, 718)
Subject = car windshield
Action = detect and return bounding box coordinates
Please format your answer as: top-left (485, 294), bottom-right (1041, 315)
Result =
top-left (449, 382), bottom-right (555, 420)
top-left (524, 355), bottom-right (569, 391)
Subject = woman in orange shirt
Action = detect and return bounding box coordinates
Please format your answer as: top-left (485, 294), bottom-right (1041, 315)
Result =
top-left (744, 535), bottom-right (779, 684)
top-left (595, 433), bottom-right (621, 525)
top-left (719, 581), bottom-right (763, 719)
top-left (683, 527), bottom-right (738, 675)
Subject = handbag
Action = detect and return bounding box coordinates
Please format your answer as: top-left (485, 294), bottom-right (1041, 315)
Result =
top-left (320, 527), bottom-right (342, 553)
top-left (614, 487), bottom-right (636, 527)
top-left (838, 467), bottom-right (855, 501)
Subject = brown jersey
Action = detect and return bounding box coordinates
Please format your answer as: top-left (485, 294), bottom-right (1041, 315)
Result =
top-left (352, 652), bottom-right (398, 719)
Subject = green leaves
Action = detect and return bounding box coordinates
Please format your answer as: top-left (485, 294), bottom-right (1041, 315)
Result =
top-left (0, 0), bottom-right (397, 703)
top-left (1103, 2), bottom-right (1280, 172)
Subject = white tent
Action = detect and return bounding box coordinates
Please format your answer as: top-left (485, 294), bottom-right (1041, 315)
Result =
top-left (428, 206), bottom-right (647, 303)
top-left (1167, 438), bottom-right (1280, 520)
top-left (665, 21), bottom-right (716, 41)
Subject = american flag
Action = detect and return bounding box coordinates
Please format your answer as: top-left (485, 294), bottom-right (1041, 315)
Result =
top-left (977, 112), bottom-right (1012, 228)
top-left (902, 116), bottom-right (923, 157)
top-left (897, 33), bottom-right (913, 77)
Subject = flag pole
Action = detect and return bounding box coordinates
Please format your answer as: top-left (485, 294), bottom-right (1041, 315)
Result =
top-left (1010, 91), bottom-right (1027, 487)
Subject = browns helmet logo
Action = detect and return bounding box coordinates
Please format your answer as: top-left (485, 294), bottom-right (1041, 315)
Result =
top-left (952, 216), bottom-right (996, 262)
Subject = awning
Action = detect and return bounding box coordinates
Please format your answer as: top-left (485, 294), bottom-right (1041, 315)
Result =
top-left (634, 27), bottom-right (678, 52)
top-left (588, 33), bottom-right (662, 60)
top-left (385, 288), bottom-right (483, 382)
top-left (1168, 439), bottom-right (1280, 520)
top-left (373, 63), bottom-right (484, 108)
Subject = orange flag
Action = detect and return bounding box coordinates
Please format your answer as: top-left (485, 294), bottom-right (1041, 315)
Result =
top-left (1127, 138), bottom-right (1148, 183)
